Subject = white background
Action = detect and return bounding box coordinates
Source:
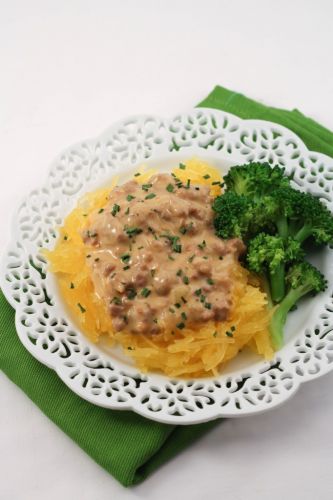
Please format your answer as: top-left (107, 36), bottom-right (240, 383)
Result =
top-left (1, 1), bottom-right (333, 499)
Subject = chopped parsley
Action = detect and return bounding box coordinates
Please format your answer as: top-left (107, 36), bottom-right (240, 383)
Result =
top-left (63, 235), bottom-right (68, 241)
top-left (198, 240), bottom-right (206, 250)
top-left (186, 179), bottom-right (190, 189)
top-left (145, 192), bottom-right (156, 200)
top-left (142, 183), bottom-right (152, 191)
top-left (77, 303), bottom-right (86, 313)
top-left (195, 288), bottom-right (202, 296)
top-left (111, 204), bottom-right (120, 216)
top-left (98, 208), bottom-right (104, 214)
top-left (126, 194), bottom-right (135, 202)
top-left (181, 312), bottom-right (187, 321)
top-left (120, 253), bottom-right (131, 263)
top-left (160, 234), bottom-right (182, 253)
top-left (181, 296), bottom-right (187, 304)
top-left (179, 163), bottom-right (186, 170)
top-left (168, 255), bottom-right (175, 261)
top-left (150, 269), bottom-right (156, 277)
top-left (182, 275), bottom-right (189, 285)
top-left (176, 322), bottom-right (185, 329)
top-left (126, 288), bottom-right (137, 300)
top-left (207, 278), bottom-right (215, 285)
top-left (169, 307), bottom-right (175, 313)
top-left (212, 180), bottom-right (222, 186)
top-left (176, 269), bottom-right (182, 277)
top-left (213, 331), bottom-right (218, 337)
top-left (166, 183), bottom-right (174, 192)
top-left (70, 282), bottom-right (75, 289)
top-left (134, 172), bottom-right (141, 177)
top-left (125, 207), bottom-right (130, 215)
top-left (86, 254), bottom-right (91, 258)
top-left (188, 254), bottom-right (195, 263)
top-left (204, 302), bottom-right (212, 310)
top-left (123, 265), bottom-right (130, 270)
top-left (125, 226), bottom-right (142, 237)
top-left (111, 296), bottom-right (122, 305)
top-left (94, 257), bottom-right (100, 262)
top-left (203, 174), bottom-right (210, 179)
top-left (226, 331), bottom-right (234, 338)
top-left (141, 287), bottom-right (151, 298)
top-left (174, 303), bottom-right (181, 309)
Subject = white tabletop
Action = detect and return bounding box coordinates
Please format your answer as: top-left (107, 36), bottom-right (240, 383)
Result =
top-left (1, 1), bottom-right (333, 499)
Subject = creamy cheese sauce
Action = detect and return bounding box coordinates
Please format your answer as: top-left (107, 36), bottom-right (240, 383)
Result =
top-left (83, 173), bottom-right (245, 334)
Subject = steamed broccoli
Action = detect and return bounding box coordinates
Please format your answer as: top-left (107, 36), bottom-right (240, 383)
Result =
top-left (291, 191), bottom-right (333, 245)
top-left (213, 192), bottom-right (254, 239)
top-left (270, 261), bottom-right (327, 348)
top-left (246, 234), bottom-right (304, 303)
top-left (223, 162), bottom-right (291, 197)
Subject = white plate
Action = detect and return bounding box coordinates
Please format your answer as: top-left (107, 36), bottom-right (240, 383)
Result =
top-left (2, 108), bottom-right (333, 425)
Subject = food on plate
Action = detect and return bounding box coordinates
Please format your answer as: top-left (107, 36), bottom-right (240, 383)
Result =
top-left (213, 162), bottom-right (332, 348)
top-left (45, 160), bottom-right (272, 377)
top-left (46, 159), bottom-right (332, 376)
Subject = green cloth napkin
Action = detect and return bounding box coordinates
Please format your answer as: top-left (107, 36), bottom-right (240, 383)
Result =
top-left (1, 85), bottom-right (333, 487)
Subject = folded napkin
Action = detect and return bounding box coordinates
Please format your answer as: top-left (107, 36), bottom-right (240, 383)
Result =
top-left (1, 85), bottom-right (333, 487)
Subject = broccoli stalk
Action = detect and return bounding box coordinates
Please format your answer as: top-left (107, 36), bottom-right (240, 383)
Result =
top-left (270, 262), bottom-right (327, 349)
top-left (246, 234), bottom-right (304, 304)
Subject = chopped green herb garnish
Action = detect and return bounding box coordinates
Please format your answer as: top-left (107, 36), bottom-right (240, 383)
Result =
top-left (63, 235), bottom-right (68, 241)
top-left (82, 213), bottom-right (88, 217)
top-left (176, 322), bottom-right (185, 329)
top-left (226, 331), bottom-right (234, 338)
top-left (204, 302), bottom-right (212, 309)
top-left (179, 226), bottom-right (187, 235)
top-left (77, 303), bottom-right (86, 313)
top-left (188, 254), bottom-right (195, 263)
top-left (176, 269), bottom-right (182, 277)
top-left (111, 296), bottom-right (122, 305)
top-left (111, 204), bottom-right (120, 216)
top-left (120, 253), bottom-right (131, 263)
top-left (219, 256), bottom-right (223, 260)
top-left (94, 257), bottom-right (100, 262)
top-left (168, 255), bottom-right (175, 261)
top-left (169, 307), bottom-right (175, 313)
top-left (138, 246), bottom-right (144, 250)
top-left (150, 269), bottom-right (156, 277)
top-left (231, 325), bottom-right (236, 332)
top-left (125, 207), bottom-right (130, 215)
top-left (166, 183), bottom-right (174, 193)
top-left (127, 288), bottom-right (137, 300)
top-left (186, 179), bottom-right (190, 189)
top-left (125, 226), bottom-right (142, 237)
top-left (213, 331), bottom-right (218, 337)
top-left (181, 296), bottom-right (187, 304)
top-left (174, 303), bottom-right (181, 309)
top-left (181, 312), bottom-right (187, 321)
top-left (145, 193), bottom-right (156, 200)
top-left (160, 234), bottom-right (182, 253)
top-left (127, 346), bottom-right (134, 350)
top-left (212, 180), bottom-right (222, 186)
top-left (195, 288), bottom-right (202, 296)
top-left (200, 294), bottom-right (206, 303)
top-left (98, 208), bottom-right (104, 214)
top-left (126, 194), bottom-right (135, 201)
top-left (86, 254), bottom-right (91, 258)
top-left (141, 287), bottom-right (151, 298)
top-left (203, 174), bottom-right (210, 179)
top-left (182, 275), bottom-right (189, 285)
top-left (134, 172), bottom-right (141, 177)
top-left (179, 163), bottom-right (186, 170)
top-left (70, 282), bottom-right (75, 289)
top-left (123, 265), bottom-right (130, 270)
top-left (142, 183), bottom-right (152, 191)
top-left (198, 240), bottom-right (206, 250)
top-left (207, 278), bottom-right (215, 285)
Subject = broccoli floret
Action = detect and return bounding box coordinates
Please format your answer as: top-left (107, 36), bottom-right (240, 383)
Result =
top-left (290, 191), bottom-right (333, 245)
top-left (213, 192), bottom-right (254, 239)
top-left (270, 261), bottom-right (327, 348)
top-left (247, 234), bottom-right (304, 303)
top-left (223, 162), bottom-right (290, 197)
